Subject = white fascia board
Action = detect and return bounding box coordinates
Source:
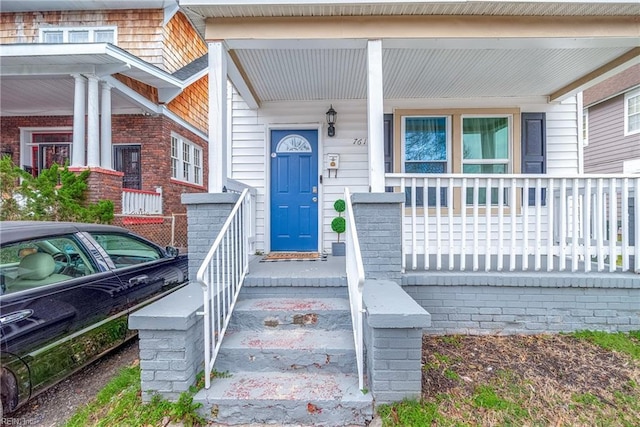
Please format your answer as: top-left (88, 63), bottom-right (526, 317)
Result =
top-left (226, 50), bottom-right (259, 109)
top-left (102, 76), bottom-right (160, 115)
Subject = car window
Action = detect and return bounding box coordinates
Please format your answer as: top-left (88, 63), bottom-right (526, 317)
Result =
top-left (0, 235), bottom-right (97, 295)
top-left (89, 233), bottom-right (162, 268)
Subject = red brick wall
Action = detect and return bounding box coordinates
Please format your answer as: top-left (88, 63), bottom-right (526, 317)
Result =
top-left (74, 167), bottom-right (124, 213)
top-left (0, 114), bottom-right (208, 216)
top-left (0, 116), bottom-right (74, 165)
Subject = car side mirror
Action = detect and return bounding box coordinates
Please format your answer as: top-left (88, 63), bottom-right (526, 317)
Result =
top-left (165, 246), bottom-right (179, 258)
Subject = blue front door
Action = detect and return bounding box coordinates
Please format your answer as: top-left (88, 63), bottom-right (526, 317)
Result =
top-left (270, 129), bottom-right (319, 251)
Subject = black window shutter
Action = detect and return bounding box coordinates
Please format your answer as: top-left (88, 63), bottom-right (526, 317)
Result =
top-left (384, 113), bottom-right (393, 192)
top-left (521, 113), bottom-right (546, 205)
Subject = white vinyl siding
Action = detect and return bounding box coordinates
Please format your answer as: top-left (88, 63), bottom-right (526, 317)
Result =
top-left (229, 88), bottom-right (580, 253)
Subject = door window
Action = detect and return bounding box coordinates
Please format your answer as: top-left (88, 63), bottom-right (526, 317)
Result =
top-left (114, 145), bottom-right (141, 190)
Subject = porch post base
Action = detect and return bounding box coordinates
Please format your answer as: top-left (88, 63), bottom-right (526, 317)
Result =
top-left (129, 282), bottom-right (204, 402)
top-left (363, 279), bottom-right (431, 404)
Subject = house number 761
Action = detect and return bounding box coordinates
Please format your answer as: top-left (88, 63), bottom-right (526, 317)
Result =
top-left (353, 138), bottom-right (367, 145)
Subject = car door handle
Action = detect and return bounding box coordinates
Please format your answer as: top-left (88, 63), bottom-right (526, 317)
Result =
top-left (0, 309), bottom-right (34, 326)
top-left (129, 275), bottom-right (148, 286)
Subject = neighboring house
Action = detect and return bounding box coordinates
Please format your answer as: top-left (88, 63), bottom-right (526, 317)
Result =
top-left (177, 0), bottom-right (639, 270)
top-left (583, 64), bottom-right (640, 175)
top-left (0, 0), bottom-right (210, 247)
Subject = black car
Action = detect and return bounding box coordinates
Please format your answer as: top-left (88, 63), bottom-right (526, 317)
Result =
top-left (0, 221), bottom-right (188, 415)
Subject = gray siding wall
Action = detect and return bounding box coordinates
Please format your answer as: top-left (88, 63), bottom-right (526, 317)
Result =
top-left (584, 95), bottom-right (640, 174)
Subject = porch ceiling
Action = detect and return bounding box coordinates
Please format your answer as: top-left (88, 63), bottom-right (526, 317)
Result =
top-left (230, 41), bottom-right (638, 102)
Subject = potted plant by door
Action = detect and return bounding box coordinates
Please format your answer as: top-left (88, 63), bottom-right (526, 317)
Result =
top-left (331, 199), bottom-right (346, 256)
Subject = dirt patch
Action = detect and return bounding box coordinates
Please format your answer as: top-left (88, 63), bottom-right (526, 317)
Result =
top-left (422, 334), bottom-right (640, 425)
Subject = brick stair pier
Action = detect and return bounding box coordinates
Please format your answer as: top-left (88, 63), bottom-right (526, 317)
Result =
top-left (193, 296), bottom-right (374, 426)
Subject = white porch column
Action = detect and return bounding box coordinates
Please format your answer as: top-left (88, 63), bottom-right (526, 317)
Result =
top-left (86, 75), bottom-right (100, 167)
top-left (208, 41), bottom-right (228, 193)
top-left (100, 82), bottom-right (113, 169)
top-left (71, 74), bottom-right (86, 167)
top-left (367, 39), bottom-right (385, 193)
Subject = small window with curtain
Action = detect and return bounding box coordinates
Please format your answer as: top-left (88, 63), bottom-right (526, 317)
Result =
top-left (462, 116), bottom-right (511, 205)
top-left (402, 116), bottom-right (450, 207)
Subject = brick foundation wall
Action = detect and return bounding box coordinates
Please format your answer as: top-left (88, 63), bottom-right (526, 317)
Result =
top-left (403, 274), bottom-right (640, 334)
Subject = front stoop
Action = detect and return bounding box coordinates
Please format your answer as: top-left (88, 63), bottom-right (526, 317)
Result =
top-left (193, 297), bottom-right (374, 426)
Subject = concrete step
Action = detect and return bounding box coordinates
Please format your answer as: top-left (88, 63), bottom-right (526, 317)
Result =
top-left (215, 329), bottom-right (356, 374)
top-left (229, 297), bottom-right (352, 330)
top-left (194, 371), bottom-right (373, 426)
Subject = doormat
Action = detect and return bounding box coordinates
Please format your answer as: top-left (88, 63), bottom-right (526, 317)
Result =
top-left (260, 252), bottom-right (325, 262)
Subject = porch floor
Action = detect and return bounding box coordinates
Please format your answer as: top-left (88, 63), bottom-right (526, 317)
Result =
top-left (246, 254), bottom-right (346, 281)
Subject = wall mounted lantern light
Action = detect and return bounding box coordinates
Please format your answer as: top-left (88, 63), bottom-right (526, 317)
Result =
top-left (326, 105), bottom-right (337, 137)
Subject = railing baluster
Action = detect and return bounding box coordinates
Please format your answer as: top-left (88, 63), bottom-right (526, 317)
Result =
top-left (436, 177), bottom-right (442, 271)
top-left (523, 178), bottom-right (529, 271)
top-left (547, 179), bottom-right (554, 271)
top-left (411, 178), bottom-right (418, 270)
top-left (535, 178), bottom-right (542, 271)
top-left (584, 179), bottom-right (592, 272)
top-left (448, 179), bottom-right (454, 270)
top-left (424, 177), bottom-right (430, 271)
top-left (473, 178), bottom-right (479, 271)
top-left (485, 178), bottom-right (492, 272)
top-left (400, 178), bottom-right (407, 273)
top-left (497, 178), bottom-right (504, 271)
top-left (559, 179), bottom-right (567, 271)
top-left (571, 178), bottom-right (580, 272)
top-left (609, 178), bottom-right (618, 272)
top-left (596, 179), bottom-right (605, 272)
top-left (461, 178), bottom-right (467, 271)
top-left (622, 178), bottom-right (629, 272)
top-left (509, 179), bottom-right (516, 271)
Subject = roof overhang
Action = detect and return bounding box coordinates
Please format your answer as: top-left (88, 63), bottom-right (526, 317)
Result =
top-left (0, 43), bottom-right (185, 116)
top-left (193, 12), bottom-right (640, 104)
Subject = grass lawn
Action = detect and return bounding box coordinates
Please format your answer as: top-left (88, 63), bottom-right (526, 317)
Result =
top-left (63, 330), bottom-right (640, 426)
top-left (379, 331), bottom-right (640, 427)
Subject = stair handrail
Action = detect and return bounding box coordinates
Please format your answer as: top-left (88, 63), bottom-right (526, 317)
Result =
top-left (344, 187), bottom-right (365, 390)
top-left (197, 188), bottom-right (251, 389)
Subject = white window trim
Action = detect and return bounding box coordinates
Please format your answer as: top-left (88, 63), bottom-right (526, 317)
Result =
top-left (582, 108), bottom-right (589, 146)
top-left (400, 115), bottom-right (452, 174)
top-left (39, 26), bottom-right (118, 44)
top-left (460, 114), bottom-right (513, 174)
top-left (19, 127), bottom-right (73, 171)
top-left (171, 133), bottom-right (203, 186)
top-left (624, 87), bottom-right (640, 136)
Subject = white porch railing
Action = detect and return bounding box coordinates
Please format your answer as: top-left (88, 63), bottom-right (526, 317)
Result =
top-left (344, 187), bottom-right (365, 391)
top-left (385, 174), bottom-right (640, 273)
top-left (197, 188), bottom-right (252, 389)
top-left (122, 188), bottom-right (162, 215)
